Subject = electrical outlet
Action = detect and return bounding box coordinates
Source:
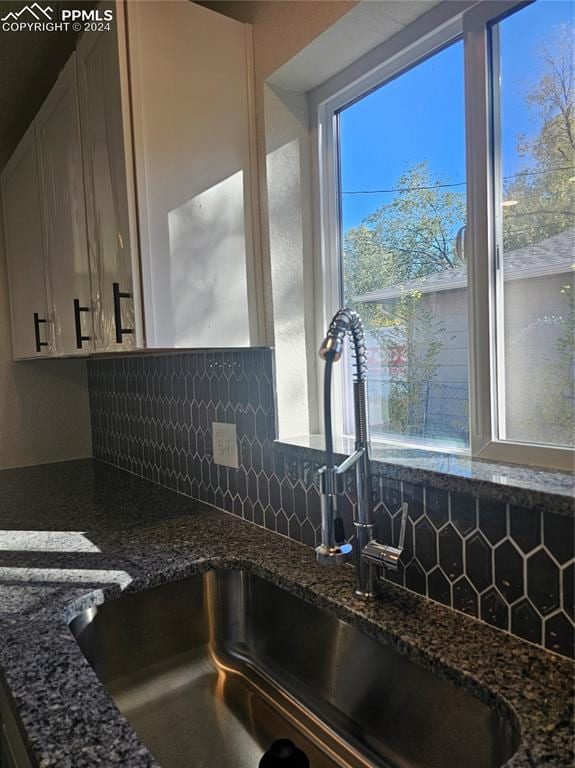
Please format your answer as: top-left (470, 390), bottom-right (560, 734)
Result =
top-left (212, 422), bottom-right (239, 468)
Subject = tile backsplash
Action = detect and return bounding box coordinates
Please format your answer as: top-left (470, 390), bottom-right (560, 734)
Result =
top-left (88, 348), bottom-right (574, 659)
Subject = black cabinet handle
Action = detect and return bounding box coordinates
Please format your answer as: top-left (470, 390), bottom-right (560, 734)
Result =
top-left (113, 282), bottom-right (133, 343)
top-left (73, 299), bottom-right (91, 349)
top-left (33, 312), bottom-right (48, 353)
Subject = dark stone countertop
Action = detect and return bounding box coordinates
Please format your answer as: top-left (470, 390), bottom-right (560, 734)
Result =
top-left (276, 436), bottom-right (575, 516)
top-left (0, 459), bottom-right (572, 768)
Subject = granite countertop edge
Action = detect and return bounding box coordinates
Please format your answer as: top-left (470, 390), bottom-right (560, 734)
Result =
top-left (274, 438), bottom-right (575, 516)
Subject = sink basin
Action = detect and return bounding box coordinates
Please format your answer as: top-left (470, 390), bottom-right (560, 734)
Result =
top-left (70, 569), bottom-right (519, 768)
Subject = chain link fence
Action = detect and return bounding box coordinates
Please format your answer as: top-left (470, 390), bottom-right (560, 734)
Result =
top-left (366, 375), bottom-right (469, 445)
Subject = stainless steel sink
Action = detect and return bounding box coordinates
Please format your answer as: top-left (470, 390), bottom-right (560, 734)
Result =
top-left (70, 569), bottom-right (519, 768)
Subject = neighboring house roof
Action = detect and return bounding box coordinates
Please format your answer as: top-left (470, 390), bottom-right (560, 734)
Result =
top-left (353, 227), bottom-right (575, 304)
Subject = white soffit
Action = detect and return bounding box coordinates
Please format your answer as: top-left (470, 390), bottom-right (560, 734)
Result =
top-left (267, 0), bottom-right (443, 94)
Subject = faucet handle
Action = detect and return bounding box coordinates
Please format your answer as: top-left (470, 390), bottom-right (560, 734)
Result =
top-left (397, 502), bottom-right (409, 550)
top-left (362, 540), bottom-right (403, 570)
top-left (361, 502), bottom-right (409, 572)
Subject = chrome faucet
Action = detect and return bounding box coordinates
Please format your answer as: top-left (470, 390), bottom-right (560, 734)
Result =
top-left (316, 308), bottom-right (407, 597)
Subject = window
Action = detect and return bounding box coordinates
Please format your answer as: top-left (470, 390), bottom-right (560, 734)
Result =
top-left (338, 41), bottom-right (468, 451)
top-left (314, 0), bottom-right (574, 468)
top-left (492, 1), bottom-right (574, 449)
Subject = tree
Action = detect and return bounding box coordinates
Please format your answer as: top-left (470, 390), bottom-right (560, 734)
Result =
top-left (342, 23), bottom-right (574, 443)
top-left (503, 24), bottom-right (575, 251)
top-left (502, 23), bottom-right (574, 446)
top-left (343, 162), bottom-right (465, 437)
top-left (343, 162), bottom-right (465, 310)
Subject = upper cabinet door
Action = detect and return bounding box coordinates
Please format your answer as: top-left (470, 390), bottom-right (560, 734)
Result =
top-left (35, 55), bottom-right (93, 357)
top-left (127, 1), bottom-right (262, 348)
top-left (1, 125), bottom-right (51, 359)
top-left (76, 1), bottom-right (143, 352)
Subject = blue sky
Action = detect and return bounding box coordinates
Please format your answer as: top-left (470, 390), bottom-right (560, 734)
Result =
top-left (339, 0), bottom-right (574, 232)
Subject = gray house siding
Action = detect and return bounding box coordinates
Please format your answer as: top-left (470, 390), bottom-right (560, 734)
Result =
top-left (363, 270), bottom-right (572, 447)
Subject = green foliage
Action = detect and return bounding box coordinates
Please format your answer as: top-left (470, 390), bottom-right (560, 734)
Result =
top-left (342, 162), bottom-right (465, 436)
top-left (503, 24), bottom-right (575, 251)
top-left (527, 282), bottom-right (575, 446)
top-left (502, 24), bottom-right (575, 446)
top-left (386, 298), bottom-right (446, 436)
top-left (343, 161), bottom-right (465, 321)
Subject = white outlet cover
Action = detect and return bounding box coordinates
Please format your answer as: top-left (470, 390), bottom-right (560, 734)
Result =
top-left (212, 422), bottom-right (239, 468)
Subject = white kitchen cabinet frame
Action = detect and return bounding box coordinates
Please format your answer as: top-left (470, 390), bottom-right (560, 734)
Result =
top-left (126, 0), bottom-right (263, 349)
top-left (76, 0), bottom-right (144, 352)
top-left (35, 54), bottom-right (94, 357)
top-left (1, 124), bottom-right (52, 360)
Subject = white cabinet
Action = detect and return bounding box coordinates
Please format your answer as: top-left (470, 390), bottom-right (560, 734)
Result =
top-left (1, 125), bottom-right (51, 360)
top-left (3, 0), bottom-right (262, 358)
top-left (35, 54), bottom-right (93, 357)
top-left (76, 1), bottom-right (143, 352)
top-left (127, 0), bottom-right (261, 348)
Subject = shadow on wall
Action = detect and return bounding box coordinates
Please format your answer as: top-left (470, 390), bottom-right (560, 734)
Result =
top-left (167, 170), bottom-right (250, 348)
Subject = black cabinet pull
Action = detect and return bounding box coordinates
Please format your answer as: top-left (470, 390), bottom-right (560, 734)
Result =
top-left (113, 282), bottom-right (133, 343)
top-left (33, 312), bottom-right (48, 353)
top-left (73, 299), bottom-right (91, 349)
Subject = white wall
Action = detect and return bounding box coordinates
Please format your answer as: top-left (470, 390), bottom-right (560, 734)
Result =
top-left (0, 203), bottom-right (92, 469)
top-left (265, 85), bottom-right (317, 436)
top-left (200, 0), bottom-right (358, 344)
top-left (202, 1), bottom-right (447, 440)
top-left (200, 0), bottom-right (359, 437)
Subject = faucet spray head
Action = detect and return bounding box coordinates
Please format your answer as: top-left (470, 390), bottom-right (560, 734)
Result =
top-left (319, 335), bottom-right (343, 361)
top-left (318, 309), bottom-right (368, 380)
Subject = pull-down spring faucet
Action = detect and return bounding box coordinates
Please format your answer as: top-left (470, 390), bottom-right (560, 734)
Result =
top-left (317, 308), bottom-right (407, 597)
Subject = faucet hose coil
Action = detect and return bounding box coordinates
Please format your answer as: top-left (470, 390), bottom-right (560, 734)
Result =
top-left (319, 309), bottom-right (367, 382)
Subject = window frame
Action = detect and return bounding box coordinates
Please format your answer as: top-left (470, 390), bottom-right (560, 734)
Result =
top-left (311, 0), bottom-right (574, 470)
